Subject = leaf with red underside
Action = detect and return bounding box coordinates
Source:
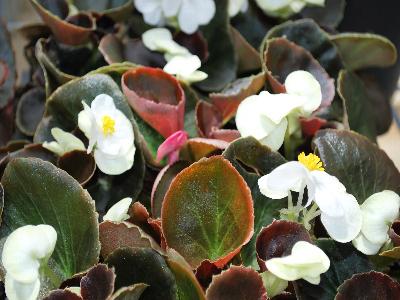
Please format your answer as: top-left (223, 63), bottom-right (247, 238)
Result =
top-left (0, 21), bottom-right (16, 110)
top-left (336, 271), bottom-right (400, 300)
top-left (151, 160), bottom-right (190, 218)
top-left (99, 221), bottom-right (162, 258)
top-left (122, 67), bottom-right (185, 138)
top-left (196, 100), bottom-right (222, 138)
top-left (57, 150), bottom-right (96, 185)
top-left (180, 138), bottom-right (229, 162)
top-left (300, 117), bottom-right (327, 137)
top-left (210, 73), bottom-right (266, 124)
top-left (166, 249), bottom-right (206, 300)
top-left (30, 0), bottom-right (95, 45)
top-left (209, 129), bottom-right (241, 143)
top-left (80, 264), bottom-right (115, 300)
top-left (256, 220), bottom-right (312, 272)
top-left (263, 38), bottom-right (335, 108)
top-left (195, 260), bottom-right (222, 289)
top-left (162, 156), bottom-right (254, 269)
top-left (205, 266), bottom-right (267, 300)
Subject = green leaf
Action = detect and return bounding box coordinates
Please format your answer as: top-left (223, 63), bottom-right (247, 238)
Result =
top-left (162, 155), bottom-right (254, 268)
top-left (196, 0), bottom-right (237, 92)
top-left (166, 249), bottom-right (206, 300)
top-left (264, 19), bottom-right (343, 78)
top-left (294, 239), bottom-right (372, 300)
top-left (223, 137), bottom-right (286, 267)
top-left (1, 158), bottom-right (100, 280)
top-left (330, 33), bottom-right (397, 71)
top-left (106, 247), bottom-right (177, 300)
top-left (0, 21), bottom-right (16, 109)
top-left (337, 70), bottom-right (377, 141)
top-left (313, 129), bottom-right (400, 203)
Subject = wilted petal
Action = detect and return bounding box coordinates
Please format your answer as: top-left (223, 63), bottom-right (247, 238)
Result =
top-left (320, 193), bottom-right (362, 243)
top-left (5, 275), bottom-right (40, 300)
top-left (265, 241), bottom-right (330, 285)
top-left (103, 197), bottom-right (133, 222)
top-left (258, 161), bottom-right (309, 199)
top-left (360, 190), bottom-right (400, 245)
top-left (284, 70), bottom-right (322, 114)
top-left (2, 225), bottom-right (57, 283)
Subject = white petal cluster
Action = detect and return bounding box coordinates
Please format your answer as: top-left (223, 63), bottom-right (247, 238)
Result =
top-left (265, 241), bottom-right (330, 285)
top-left (353, 191), bottom-right (400, 255)
top-left (236, 70), bottom-right (322, 151)
top-left (258, 153), bottom-right (362, 243)
top-left (134, 0), bottom-right (216, 34)
top-left (103, 197), bottom-right (133, 222)
top-left (142, 28), bottom-right (207, 84)
top-left (2, 225), bottom-right (57, 300)
top-left (43, 127), bottom-right (85, 156)
top-left (78, 94), bottom-right (136, 175)
top-left (255, 0), bottom-right (325, 19)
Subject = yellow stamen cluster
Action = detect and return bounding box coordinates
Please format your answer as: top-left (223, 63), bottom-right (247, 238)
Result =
top-left (101, 115), bottom-right (116, 136)
top-left (298, 152), bottom-right (324, 171)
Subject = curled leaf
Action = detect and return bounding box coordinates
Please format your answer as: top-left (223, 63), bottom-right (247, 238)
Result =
top-left (122, 67), bottom-right (185, 138)
top-left (57, 150), bottom-right (96, 185)
top-left (16, 87), bottom-right (46, 136)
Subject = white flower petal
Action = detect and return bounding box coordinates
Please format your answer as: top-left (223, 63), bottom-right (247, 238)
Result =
top-left (177, 0), bottom-right (215, 34)
top-left (229, 0), bottom-right (248, 16)
top-left (78, 101), bottom-right (97, 153)
top-left (142, 28), bottom-right (173, 51)
top-left (352, 232), bottom-right (383, 255)
top-left (289, 0), bottom-right (306, 13)
top-left (162, 0), bottom-right (182, 17)
top-left (2, 225), bottom-right (57, 283)
top-left (135, 0), bottom-right (161, 13)
top-left (309, 171), bottom-right (347, 217)
top-left (320, 193), bottom-right (362, 243)
top-left (5, 274), bottom-right (40, 300)
top-left (265, 241), bottom-right (330, 284)
top-left (284, 70), bottom-right (322, 114)
top-left (360, 190), bottom-right (400, 244)
top-left (42, 141), bottom-right (64, 156)
top-left (258, 161), bottom-right (309, 199)
top-left (43, 128), bottom-right (86, 156)
top-left (164, 54), bottom-right (201, 76)
top-left (179, 70), bottom-right (208, 83)
top-left (259, 117), bottom-right (288, 151)
top-left (259, 91), bottom-right (304, 125)
top-left (135, 0), bottom-right (166, 25)
top-left (255, 0), bottom-right (292, 11)
top-left (305, 0), bottom-right (325, 6)
top-left (94, 143), bottom-right (136, 175)
top-left (103, 197), bottom-right (133, 222)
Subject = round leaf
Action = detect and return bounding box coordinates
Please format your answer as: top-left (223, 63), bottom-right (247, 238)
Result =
top-left (1, 158), bottom-right (100, 280)
top-left (162, 155), bottom-right (254, 268)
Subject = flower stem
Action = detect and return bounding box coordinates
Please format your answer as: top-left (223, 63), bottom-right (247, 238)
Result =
top-left (302, 202), bottom-right (320, 230)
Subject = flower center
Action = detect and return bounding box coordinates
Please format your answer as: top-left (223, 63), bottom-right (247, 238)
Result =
top-left (298, 152), bottom-right (324, 171)
top-left (101, 115), bottom-right (116, 136)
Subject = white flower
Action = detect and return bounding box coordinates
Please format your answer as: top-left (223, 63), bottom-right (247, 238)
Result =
top-left (43, 127), bottom-right (85, 156)
top-left (352, 190), bottom-right (400, 255)
top-left (134, 0), bottom-right (216, 34)
top-left (265, 241), bottom-right (330, 285)
top-left (2, 225), bottom-right (57, 300)
top-left (142, 28), bottom-right (189, 61)
top-left (258, 152), bottom-right (362, 243)
top-left (229, 0), bottom-right (249, 17)
top-left (164, 54), bottom-right (208, 84)
top-left (103, 197), bottom-right (133, 222)
top-left (235, 70), bottom-right (321, 151)
top-left (255, 0), bottom-right (325, 18)
top-left (78, 94), bottom-right (136, 176)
